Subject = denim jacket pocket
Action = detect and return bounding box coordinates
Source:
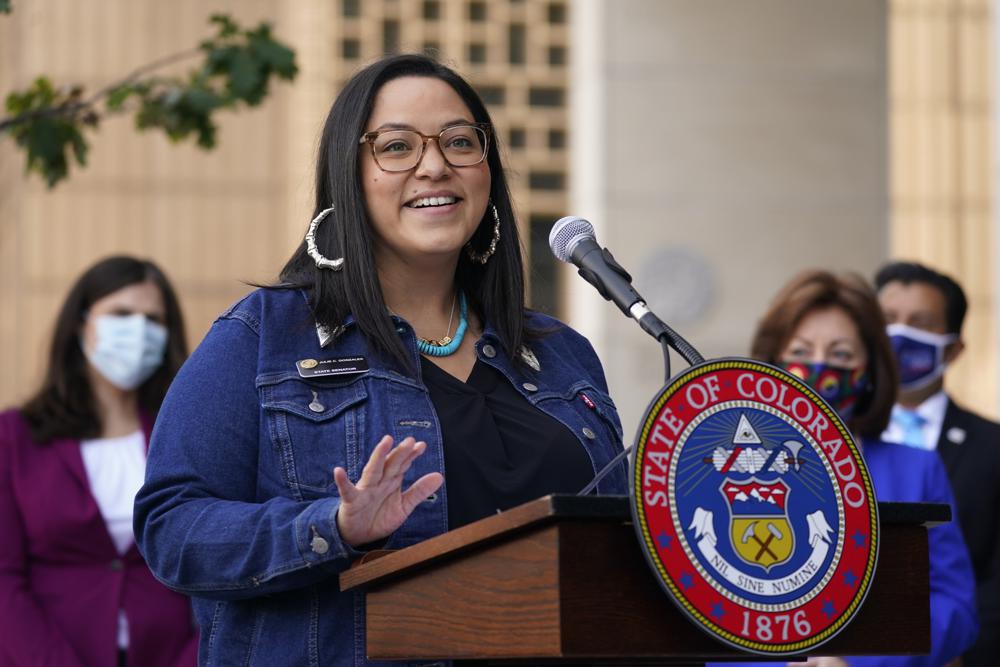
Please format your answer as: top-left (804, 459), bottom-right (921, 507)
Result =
top-left (259, 373), bottom-right (368, 499)
top-left (558, 382), bottom-right (623, 444)
top-left (586, 387), bottom-right (626, 443)
top-left (568, 384), bottom-right (629, 492)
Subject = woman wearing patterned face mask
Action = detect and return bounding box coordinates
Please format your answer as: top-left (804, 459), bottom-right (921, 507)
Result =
top-left (707, 270), bottom-right (977, 667)
top-left (0, 256), bottom-right (197, 667)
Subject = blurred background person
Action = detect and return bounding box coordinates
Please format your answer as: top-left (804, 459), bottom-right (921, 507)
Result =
top-left (0, 256), bottom-right (197, 667)
top-left (875, 261), bottom-right (1000, 667)
top-left (710, 270), bottom-right (977, 667)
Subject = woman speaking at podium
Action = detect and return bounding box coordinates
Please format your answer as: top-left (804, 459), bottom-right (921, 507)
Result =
top-left (134, 54), bottom-right (627, 666)
top-left (711, 270), bottom-right (977, 667)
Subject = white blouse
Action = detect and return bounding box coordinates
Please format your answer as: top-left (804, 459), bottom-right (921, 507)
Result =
top-left (80, 429), bottom-right (147, 649)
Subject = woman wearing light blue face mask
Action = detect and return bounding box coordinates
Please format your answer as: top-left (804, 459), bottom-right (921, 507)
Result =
top-left (706, 270), bottom-right (978, 667)
top-left (0, 256), bottom-right (197, 667)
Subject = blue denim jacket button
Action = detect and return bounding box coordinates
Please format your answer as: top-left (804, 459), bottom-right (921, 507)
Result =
top-left (310, 534), bottom-right (330, 555)
top-left (522, 382), bottom-right (538, 392)
top-left (482, 344), bottom-right (497, 358)
top-left (582, 427), bottom-right (597, 439)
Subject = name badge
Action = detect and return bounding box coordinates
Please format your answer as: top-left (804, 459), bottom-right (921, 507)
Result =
top-left (297, 356), bottom-right (369, 379)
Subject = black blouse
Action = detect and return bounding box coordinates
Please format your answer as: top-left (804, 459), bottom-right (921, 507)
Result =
top-left (420, 357), bottom-right (595, 529)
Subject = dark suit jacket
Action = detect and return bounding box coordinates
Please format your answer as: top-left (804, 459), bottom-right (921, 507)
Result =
top-left (937, 398), bottom-right (1000, 667)
top-left (0, 409), bottom-right (197, 667)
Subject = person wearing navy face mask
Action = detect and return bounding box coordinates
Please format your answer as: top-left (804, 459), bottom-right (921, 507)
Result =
top-left (708, 269), bottom-right (977, 667)
top-left (0, 256), bottom-right (197, 667)
top-left (876, 261), bottom-right (1000, 667)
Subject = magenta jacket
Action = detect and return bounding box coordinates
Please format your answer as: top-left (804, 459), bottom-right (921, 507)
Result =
top-left (0, 409), bottom-right (197, 667)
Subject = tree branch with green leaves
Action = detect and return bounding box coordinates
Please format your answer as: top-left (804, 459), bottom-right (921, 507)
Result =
top-left (1, 14), bottom-right (297, 187)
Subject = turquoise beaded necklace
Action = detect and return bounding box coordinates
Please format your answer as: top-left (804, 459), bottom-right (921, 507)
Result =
top-left (416, 292), bottom-right (468, 357)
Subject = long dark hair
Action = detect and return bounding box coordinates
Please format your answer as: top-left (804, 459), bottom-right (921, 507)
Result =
top-left (750, 270), bottom-right (898, 439)
top-left (279, 54), bottom-right (529, 373)
top-left (20, 256), bottom-right (188, 443)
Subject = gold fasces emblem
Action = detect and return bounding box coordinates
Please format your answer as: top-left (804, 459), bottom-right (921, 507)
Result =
top-left (299, 358), bottom-right (319, 369)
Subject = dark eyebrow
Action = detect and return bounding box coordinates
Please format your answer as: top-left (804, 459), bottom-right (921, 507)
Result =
top-left (372, 122), bottom-right (415, 132)
top-left (371, 118), bottom-right (475, 133)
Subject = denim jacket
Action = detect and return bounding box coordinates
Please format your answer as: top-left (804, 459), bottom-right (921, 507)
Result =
top-left (134, 287), bottom-right (628, 667)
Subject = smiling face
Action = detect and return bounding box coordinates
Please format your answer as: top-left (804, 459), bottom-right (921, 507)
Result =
top-left (360, 76), bottom-right (491, 272)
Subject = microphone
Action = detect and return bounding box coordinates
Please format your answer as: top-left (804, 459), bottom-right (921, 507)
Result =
top-left (552, 216), bottom-right (705, 496)
top-left (549, 216), bottom-right (648, 319)
top-left (548, 216), bottom-right (704, 366)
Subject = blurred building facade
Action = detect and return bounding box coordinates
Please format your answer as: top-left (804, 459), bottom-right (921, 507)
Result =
top-left (567, 0), bottom-right (997, 436)
top-left (0, 0), bottom-right (571, 405)
top-left (571, 0), bottom-right (892, 433)
top-left (889, 0), bottom-right (997, 420)
top-left (1, 1), bottom-right (997, 437)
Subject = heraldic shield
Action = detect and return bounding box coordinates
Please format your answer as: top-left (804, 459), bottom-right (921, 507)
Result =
top-left (724, 478), bottom-right (794, 572)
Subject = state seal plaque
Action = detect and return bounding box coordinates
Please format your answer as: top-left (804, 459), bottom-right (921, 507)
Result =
top-left (631, 358), bottom-right (879, 655)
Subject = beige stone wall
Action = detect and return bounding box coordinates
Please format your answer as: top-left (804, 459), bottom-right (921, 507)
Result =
top-left (0, 1), bottom-right (311, 407)
top-left (571, 0), bottom-right (890, 436)
top-left (889, 0), bottom-right (998, 418)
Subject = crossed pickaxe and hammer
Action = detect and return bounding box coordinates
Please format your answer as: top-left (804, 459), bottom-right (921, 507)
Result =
top-left (741, 521), bottom-right (784, 562)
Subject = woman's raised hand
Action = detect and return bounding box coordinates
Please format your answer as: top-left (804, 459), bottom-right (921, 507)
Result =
top-left (333, 435), bottom-right (444, 547)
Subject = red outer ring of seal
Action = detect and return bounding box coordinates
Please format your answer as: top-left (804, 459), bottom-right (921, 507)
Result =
top-left (629, 358), bottom-right (879, 655)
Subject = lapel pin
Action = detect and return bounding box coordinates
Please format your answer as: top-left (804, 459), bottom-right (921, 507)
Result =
top-left (315, 324), bottom-right (345, 349)
top-left (946, 427), bottom-right (966, 445)
top-left (519, 346), bottom-right (540, 372)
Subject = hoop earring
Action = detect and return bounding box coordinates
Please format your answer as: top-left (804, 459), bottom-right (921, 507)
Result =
top-left (465, 202), bottom-right (501, 264)
top-left (305, 206), bottom-right (344, 271)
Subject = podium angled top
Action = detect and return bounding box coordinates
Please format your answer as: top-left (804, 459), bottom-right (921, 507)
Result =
top-left (340, 494), bottom-right (948, 592)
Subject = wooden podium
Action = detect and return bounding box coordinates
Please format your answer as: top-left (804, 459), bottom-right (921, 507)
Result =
top-left (340, 495), bottom-right (944, 665)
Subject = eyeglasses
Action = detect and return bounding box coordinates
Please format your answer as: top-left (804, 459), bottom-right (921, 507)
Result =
top-left (359, 123), bottom-right (491, 172)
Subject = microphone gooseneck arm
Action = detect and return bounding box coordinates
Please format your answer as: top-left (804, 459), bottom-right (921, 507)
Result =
top-left (629, 300), bottom-right (705, 373)
top-left (577, 300), bottom-right (703, 494)
top-left (578, 443), bottom-right (632, 496)
top-left (549, 216), bottom-right (706, 495)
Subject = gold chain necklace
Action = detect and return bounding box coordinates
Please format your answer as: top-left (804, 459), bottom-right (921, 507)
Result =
top-left (417, 292), bottom-right (457, 346)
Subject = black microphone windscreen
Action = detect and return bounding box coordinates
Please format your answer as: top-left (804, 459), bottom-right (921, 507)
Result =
top-left (549, 216), bottom-right (595, 263)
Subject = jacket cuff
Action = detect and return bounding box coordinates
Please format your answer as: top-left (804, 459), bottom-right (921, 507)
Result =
top-left (296, 498), bottom-right (371, 565)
